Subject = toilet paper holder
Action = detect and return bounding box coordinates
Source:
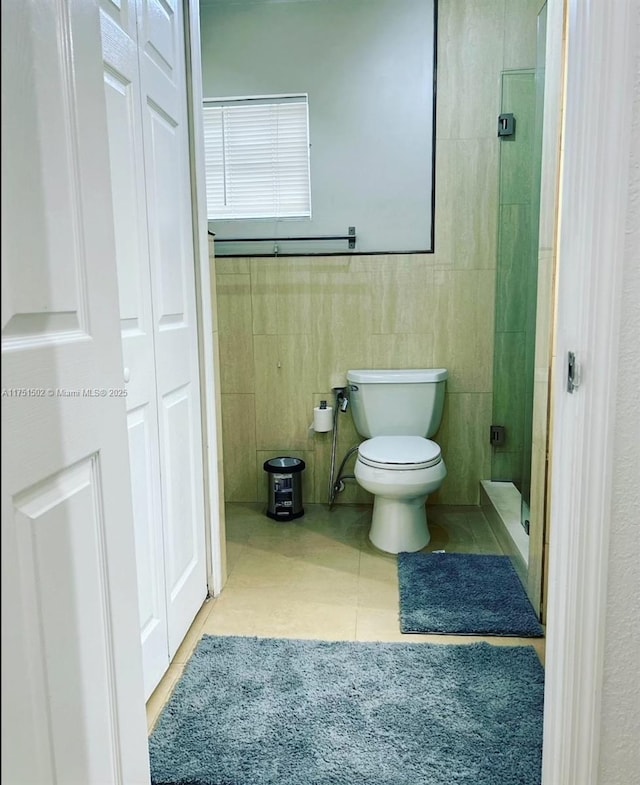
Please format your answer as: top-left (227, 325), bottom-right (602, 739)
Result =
top-left (312, 402), bottom-right (334, 433)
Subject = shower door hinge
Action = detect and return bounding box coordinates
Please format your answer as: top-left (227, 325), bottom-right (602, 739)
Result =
top-left (498, 113), bottom-right (516, 137)
top-left (490, 425), bottom-right (506, 446)
top-left (567, 351), bottom-right (582, 393)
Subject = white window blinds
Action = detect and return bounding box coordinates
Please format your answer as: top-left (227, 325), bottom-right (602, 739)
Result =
top-left (203, 96), bottom-right (311, 220)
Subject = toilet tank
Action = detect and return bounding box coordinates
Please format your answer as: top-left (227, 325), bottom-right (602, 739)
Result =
top-left (346, 369), bottom-right (448, 438)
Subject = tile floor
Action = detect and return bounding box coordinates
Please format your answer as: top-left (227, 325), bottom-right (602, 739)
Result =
top-left (146, 502), bottom-right (545, 731)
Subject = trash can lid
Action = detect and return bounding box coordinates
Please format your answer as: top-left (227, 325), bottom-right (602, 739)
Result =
top-left (264, 456), bottom-right (305, 473)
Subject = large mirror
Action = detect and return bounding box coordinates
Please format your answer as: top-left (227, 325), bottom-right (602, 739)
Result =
top-left (199, 0), bottom-right (436, 256)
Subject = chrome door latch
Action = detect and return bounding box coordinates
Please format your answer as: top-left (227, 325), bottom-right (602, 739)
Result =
top-left (567, 351), bottom-right (581, 393)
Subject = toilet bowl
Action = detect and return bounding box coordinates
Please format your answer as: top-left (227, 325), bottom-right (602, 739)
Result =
top-left (346, 368), bottom-right (448, 555)
top-left (355, 435), bottom-right (447, 553)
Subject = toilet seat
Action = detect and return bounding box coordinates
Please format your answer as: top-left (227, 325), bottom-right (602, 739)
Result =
top-left (357, 436), bottom-right (442, 471)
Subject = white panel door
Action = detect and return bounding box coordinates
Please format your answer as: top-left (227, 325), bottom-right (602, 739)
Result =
top-left (99, 0), bottom-right (208, 696)
top-left (137, 0), bottom-right (208, 658)
top-left (100, 1), bottom-right (170, 701)
top-left (1, 1), bottom-right (150, 783)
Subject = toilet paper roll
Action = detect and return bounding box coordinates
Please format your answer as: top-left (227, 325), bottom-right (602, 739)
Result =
top-left (313, 406), bottom-right (333, 433)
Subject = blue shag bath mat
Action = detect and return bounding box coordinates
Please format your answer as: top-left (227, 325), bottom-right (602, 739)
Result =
top-left (149, 635), bottom-right (544, 785)
top-left (398, 552), bottom-right (544, 636)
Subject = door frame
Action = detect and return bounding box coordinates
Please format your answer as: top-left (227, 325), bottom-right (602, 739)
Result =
top-left (541, 0), bottom-right (637, 782)
top-left (184, 0), bottom-right (226, 597)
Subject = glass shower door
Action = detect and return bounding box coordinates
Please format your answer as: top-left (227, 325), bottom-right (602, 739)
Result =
top-left (492, 62), bottom-right (544, 532)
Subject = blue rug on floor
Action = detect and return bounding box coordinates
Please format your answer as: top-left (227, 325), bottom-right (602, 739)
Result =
top-left (149, 635), bottom-right (544, 785)
top-left (398, 552), bottom-right (544, 637)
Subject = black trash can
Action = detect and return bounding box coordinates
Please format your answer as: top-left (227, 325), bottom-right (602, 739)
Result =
top-left (264, 457), bottom-right (305, 520)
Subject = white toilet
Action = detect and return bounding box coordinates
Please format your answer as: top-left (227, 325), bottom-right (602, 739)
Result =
top-left (346, 369), bottom-right (448, 554)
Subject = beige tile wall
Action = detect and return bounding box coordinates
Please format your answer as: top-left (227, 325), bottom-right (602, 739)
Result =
top-left (213, 0), bottom-right (540, 507)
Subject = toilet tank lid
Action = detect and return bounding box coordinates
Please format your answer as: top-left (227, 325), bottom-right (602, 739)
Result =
top-left (347, 369), bottom-right (448, 384)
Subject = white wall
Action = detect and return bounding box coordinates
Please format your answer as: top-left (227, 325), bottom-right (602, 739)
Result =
top-left (597, 29), bottom-right (640, 783)
top-left (199, 0), bottom-right (435, 254)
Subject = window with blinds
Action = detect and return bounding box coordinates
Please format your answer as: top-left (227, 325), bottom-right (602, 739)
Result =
top-left (202, 95), bottom-right (311, 221)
